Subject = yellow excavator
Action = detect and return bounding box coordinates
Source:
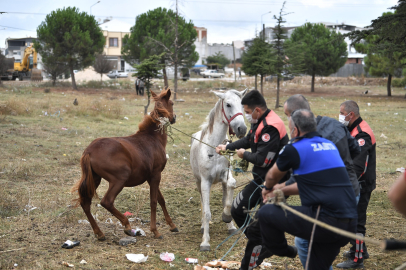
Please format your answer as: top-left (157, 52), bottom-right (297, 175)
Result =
top-left (9, 45), bottom-right (43, 81)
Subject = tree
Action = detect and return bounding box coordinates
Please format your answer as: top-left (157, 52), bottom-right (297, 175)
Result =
top-left (93, 53), bottom-right (115, 82)
top-left (206, 52), bottom-right (231, 69)
top-left (134, 54), bottom-right (164, 115)
top-left (34, 7), bottom-right (104, 90)
top-left (41, 54), bottom-right (68, 86)
top-left (352, 12), bottom-right (406, 96)
top-left (121, 7), bottom-right (198, 99)
top-left (241, 37), bottom-right (274, 95)
top-left (284, 23), bottom-right (347, 93)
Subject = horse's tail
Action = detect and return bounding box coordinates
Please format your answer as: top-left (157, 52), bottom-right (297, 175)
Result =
top-left (71, 153), bottom-right (97, 207)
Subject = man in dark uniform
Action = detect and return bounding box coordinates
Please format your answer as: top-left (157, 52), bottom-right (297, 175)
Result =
top-left (268, 94), bottom-right (360, 270)
top-left (259, 109), bottom-right (357, 270)
top-left (336, 100), bottom-right (376, 269)
top-left (216, 90), bottom-right (289, 270)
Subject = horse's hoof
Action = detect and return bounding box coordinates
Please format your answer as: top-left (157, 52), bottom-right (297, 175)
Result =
top-left (200, 245), bottom-right (210, 251)
top-left (154, 235), bottom-right (163, 239)
top-left (97, 235), bottom-right (106, 241)
top-left (170, 227), bottom-right (179, 232)
top-left (222, 212), bottom-right (233, 223)
top-left (228, 228), bottom-right (237, 235)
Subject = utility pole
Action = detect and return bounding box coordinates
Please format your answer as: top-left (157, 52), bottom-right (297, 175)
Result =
top-left (263, 24), bottom-right (265, 41)
top-left (232, 41), bottom-right (236, 83)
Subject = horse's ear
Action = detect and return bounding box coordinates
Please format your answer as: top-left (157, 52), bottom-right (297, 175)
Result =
top-left (240, 88), bottom-right (249, 97)
top-left (151, 90), bottom-right (158, 99)
top-left (164, 88), bottom-right (171, 100)
top-left (211, 90), bottom-right (225, 100)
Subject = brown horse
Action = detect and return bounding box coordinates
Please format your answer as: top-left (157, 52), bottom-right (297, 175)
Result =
top-left (72, 88), bottom-right (178, 240)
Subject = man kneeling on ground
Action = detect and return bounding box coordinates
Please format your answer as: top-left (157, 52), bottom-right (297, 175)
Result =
top-left (259, 109), bottom-right (358, 270)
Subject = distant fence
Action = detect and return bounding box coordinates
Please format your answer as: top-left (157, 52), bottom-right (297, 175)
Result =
top-left (330, 64), bottom-right (366, 77)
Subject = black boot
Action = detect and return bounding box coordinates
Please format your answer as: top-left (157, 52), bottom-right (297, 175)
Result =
top-left (337, 233), bottom-right (365, 269)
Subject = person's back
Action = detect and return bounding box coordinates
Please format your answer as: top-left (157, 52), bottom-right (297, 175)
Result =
top-left (316, 116), bottom-right (360, 196)
top-left (290, 134), bottom-right (357, 218)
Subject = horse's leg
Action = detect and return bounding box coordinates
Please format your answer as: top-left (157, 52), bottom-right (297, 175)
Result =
top-left (196, 179), bottom-right (205, 234)
top-left (157, 188), bottom-right (178, 232)
top-left (100, 181), bottom-right (133, 236)
top-left (222, 172), bottom-right (237, 234)
top-left (148, 174), bottom-right (164, 239)
top-left (81, 174), bottom-right (104, 240)
top-left (221, 171), bottom-right (236, 222)
top-left (200, 177), bottom-right (212, 251)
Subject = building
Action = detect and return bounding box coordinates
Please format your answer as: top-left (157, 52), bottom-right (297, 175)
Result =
top-left (99, 19), bottom-right (135, 73)
top-left (194, 26), bottom-right (244, 66)
top-left (258, 22), bottom-right (366, 65)
top-left (194, 27), bottom-right (208, 65)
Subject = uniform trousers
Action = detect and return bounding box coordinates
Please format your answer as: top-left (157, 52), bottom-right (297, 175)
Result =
top-left (258, 204), bottom-right (356, 270)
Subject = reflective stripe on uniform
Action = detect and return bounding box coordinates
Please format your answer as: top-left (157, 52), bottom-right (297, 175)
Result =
top-left (261, 151), bottom-right (276, 167)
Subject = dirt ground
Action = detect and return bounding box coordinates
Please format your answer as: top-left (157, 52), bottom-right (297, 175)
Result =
top-left (0, 81), bottom-right (406, 269)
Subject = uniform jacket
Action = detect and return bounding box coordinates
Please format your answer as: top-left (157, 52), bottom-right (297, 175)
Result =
top-left (286, 116), bottom-right (361, 196)
top-left (348, 117), bottom-right (376, 193)
top-left (226, 109), bottom-right (289, 183)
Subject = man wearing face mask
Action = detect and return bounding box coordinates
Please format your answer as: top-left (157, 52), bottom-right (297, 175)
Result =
top-left (259, 109), bottom-right (357, 270)
top-left (216, 90), bottom-right (289, 270)
top-left (336, 100), bottom-right (376, 269)
top-left (269, 94), bottom-right (360, 270)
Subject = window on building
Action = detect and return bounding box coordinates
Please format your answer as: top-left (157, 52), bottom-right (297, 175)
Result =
top-left (109, 38), bottom-right (118, 47)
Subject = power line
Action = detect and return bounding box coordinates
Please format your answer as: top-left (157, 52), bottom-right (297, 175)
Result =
top-left (0, 25), bottom-right (36, 32)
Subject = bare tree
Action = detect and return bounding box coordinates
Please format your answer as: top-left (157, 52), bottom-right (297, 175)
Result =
top-left (93, 53), bottom-right (115, 81)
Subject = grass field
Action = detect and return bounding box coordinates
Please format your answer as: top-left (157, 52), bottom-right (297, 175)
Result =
top-left (0, 79), bottom-right (406, 269)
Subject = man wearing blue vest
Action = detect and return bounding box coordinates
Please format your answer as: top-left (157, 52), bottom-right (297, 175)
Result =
top-left (259, 109), bottom-right (357, 270)
top-left (216, 90), bottom-right (289, 270)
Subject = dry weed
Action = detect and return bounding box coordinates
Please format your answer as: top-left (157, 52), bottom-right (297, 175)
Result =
top-left (0, 96), bottom-right (32, 116)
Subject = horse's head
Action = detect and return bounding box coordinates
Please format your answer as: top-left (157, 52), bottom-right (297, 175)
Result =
top-left (150, 88), bottom-right (176, 124)
top-left (212, 89), bottom-right (248, 138)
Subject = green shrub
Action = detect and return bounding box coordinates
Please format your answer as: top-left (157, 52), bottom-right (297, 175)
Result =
top-left (392, 77), bottom-right (406, 88)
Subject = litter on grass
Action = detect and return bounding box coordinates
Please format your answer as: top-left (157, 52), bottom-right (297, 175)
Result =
top-left (126, 254), bottom-right (148, 263)
top-left (160, 252), bottom-right (175, 262)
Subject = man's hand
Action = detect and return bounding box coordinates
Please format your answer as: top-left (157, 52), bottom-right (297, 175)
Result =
top-left (262, 187), bottom-right (275, 203)
top-left (236, 148), bottom-right (245, 158)
top-left (216, 144), bottom-right (227, 155)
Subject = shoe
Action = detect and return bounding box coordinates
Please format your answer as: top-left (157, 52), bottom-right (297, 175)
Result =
top-left (286, 245), bottom-right (298, 258)
top-left (336, 259), bottom-right (364, 269)
top-left (61, 240), bottom-right (80, 249)
top-left (342, 251), bottom-right (369, 260)
top-left (254, 247), bottom-right (273, 267)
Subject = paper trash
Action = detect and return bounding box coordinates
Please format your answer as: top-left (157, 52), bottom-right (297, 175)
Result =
top-left (160, 252), bottom-right (175, 262)
top-left (126, 254), bottom-right (148, 263)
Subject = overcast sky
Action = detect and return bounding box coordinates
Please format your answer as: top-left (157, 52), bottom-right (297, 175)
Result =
top-left (0, 0), bottom-right (399, 47)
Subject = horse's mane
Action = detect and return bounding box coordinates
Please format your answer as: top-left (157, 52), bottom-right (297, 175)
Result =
top-left (138, 89), bottom-right (171, 132)
top-left (200, 99), bottom-right (222, 140)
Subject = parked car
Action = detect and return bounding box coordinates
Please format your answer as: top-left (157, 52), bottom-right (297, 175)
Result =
top-left (265, 72), bottom-right (294, 82)
top-left (201, 69), bottom-right (225, 78)
top-left (107, 70), bottom-right (128, 79)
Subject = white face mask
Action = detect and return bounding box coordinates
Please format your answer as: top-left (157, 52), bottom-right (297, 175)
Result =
top-left (245, 112), bottom-right (258, 124)
top-left (339, 113), bottom-right (350, 126)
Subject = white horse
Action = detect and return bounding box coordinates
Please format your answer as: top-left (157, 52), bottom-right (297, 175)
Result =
top-left (190, 89), bottom-right (248, 251)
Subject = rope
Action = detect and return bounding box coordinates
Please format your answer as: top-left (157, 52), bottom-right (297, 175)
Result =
top-left (305, 205), bottom-right (320, 270)
top-left (156, 117), bottom-right (249, 173)
top-left (215, 172), bottom-right (265, 260)
top-left (269, 190), bottom-right (383, 247)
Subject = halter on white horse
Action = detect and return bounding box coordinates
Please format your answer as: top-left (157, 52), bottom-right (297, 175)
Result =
top-left (190, 89), bottom-right (248, 251)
